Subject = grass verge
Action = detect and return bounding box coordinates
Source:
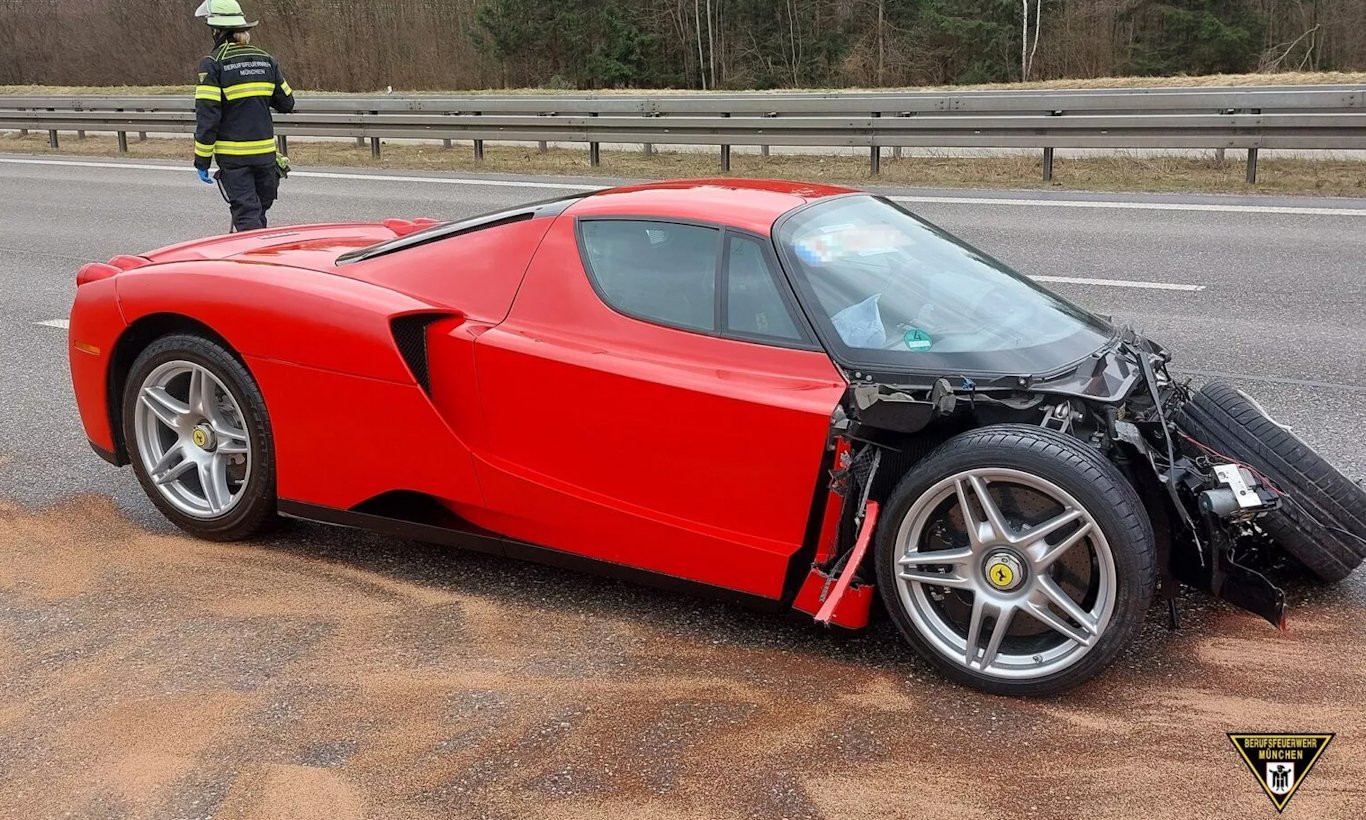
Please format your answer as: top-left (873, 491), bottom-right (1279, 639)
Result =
top-left (3, 131), bottom-right (1365, 197)
top-left (4, 70), bottom-right (1366, 96)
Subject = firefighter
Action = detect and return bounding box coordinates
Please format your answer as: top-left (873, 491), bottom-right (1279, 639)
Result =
top-left (192, 0), bottom-right (295, 231)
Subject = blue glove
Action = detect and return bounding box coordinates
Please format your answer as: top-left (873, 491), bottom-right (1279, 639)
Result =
top-left (197, 168), bottom-right (213, 185)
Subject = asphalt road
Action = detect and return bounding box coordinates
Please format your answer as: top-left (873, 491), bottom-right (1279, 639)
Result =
top-left (1, 155), bottom-right (1364, 818)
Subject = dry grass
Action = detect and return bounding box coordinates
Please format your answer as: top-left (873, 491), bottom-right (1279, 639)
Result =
top-left (4, 130), bottom-right (1366, 197)
top-left (3, 70), bottom-right (1366, 97)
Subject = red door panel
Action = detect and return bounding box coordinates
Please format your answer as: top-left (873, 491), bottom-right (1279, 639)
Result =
top-left (468, 217), bottom-right (847, 598)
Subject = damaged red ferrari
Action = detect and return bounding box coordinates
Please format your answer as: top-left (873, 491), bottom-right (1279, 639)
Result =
top-left (69, 179), bottom-right (1366, 695)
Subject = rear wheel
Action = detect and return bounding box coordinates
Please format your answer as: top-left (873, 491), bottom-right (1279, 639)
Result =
top-left (1177, 381), bottom-right (1366, 583)
top-left (122, 333), bottom-right (278, 540)
top-left (874, 425), bottom-right (1156, 696)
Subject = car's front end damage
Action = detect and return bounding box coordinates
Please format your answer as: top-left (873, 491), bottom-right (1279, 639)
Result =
top-left (796, 329), bottom-right (1293, 635)
top-left (766, 193), bottom-right (1364, 671)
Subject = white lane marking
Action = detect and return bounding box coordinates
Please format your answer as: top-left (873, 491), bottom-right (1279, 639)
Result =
top-left (295, 169), bottom-right (600, 190)
top-left (36, 318), bottom-right (70, 329)
top-left (890, 194), bottom-right (1366, 217)
top-left (1030, 275), bottom-right (1204, 292)
top-left (4, 157), bottom-right (1366, 215)
top-left (0, 157), bottom-right (601, 191)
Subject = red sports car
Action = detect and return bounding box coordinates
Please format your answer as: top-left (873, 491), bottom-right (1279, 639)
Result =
top-left (69, 179), bottom-right (1366, 695)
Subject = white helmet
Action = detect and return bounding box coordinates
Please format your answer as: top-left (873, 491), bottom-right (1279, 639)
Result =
top-left (195, 0), bottom-right (259, 30)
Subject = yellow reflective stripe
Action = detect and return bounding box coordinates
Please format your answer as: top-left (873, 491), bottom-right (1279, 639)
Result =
top-left (194, 141), bottom-right (216, 157)
top-left (222, 82), bottom-right (277, 100)
top-left (224, 89), bottom-right (274, 101)
top-left (280, 81), bottom-right (293, 95)
top-left (194, 84), bottom-right (222, 101)
top-left (214, 138), bottom-right (277, 155)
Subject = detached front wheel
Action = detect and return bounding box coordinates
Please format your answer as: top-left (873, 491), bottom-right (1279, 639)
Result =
top-left (875, 425), bottom-right (1156, 696)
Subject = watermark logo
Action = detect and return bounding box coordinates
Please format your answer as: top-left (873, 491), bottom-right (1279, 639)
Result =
top-left (1227, 733), bottom-right (1334, 813)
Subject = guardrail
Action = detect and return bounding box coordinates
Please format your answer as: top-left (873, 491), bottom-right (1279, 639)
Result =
top-left (3, 86), bottom-right (1364, 182)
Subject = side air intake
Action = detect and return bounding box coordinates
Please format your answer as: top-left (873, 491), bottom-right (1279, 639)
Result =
top-left (390, 314), bottom-right (440, 393)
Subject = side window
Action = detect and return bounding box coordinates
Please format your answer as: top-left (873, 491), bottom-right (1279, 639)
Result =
top-left (580, 220), bottom-right (719, 333)
top-left (725, 234), bottom-right (805, 343)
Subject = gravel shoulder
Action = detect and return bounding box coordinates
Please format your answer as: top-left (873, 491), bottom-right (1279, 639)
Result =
top-left (1, 495), bottom-right (1363, 819)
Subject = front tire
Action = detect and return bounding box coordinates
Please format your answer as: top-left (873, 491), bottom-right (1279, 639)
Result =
top-left (874, 425), bottom-right (1156, 696)
top-left (122, 333), bottom-right (278, 540)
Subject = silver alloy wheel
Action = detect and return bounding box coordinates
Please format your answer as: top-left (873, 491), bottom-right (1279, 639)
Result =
top-left (891, 468), bottom-right (1116, 681)
top-left (133, 360), bottom-right (252, 519)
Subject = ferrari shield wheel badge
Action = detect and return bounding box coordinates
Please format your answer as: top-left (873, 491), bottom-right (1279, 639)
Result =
top-left (1227, 733), bottom-right (1334, 812)
top-left (983, 552), bottom-right (1024, 592)
top-left (191, 425), bottom-right (216, 452)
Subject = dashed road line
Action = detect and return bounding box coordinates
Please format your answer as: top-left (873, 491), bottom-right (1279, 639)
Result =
top-left (1030, 275), bottom-right (1204, 292)
top-left (890, 194), bottom-right (1366, 217)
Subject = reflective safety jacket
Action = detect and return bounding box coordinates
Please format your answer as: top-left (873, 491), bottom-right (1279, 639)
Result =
top-left (193, 42), bottom-right (294, 170)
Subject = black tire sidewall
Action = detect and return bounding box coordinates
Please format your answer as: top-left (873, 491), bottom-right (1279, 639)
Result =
top-left (873, 425), bottom-right (1156, 697)
top-left (1178, 381), bottom-right (1365, 582)
top-left (121, 334), bottom-right (277, 540)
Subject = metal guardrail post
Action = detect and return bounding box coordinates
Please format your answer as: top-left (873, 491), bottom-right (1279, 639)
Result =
top-left (473, 112), bottom-right (484, 160)
top-left (1245, 107), bottom-right (1262, 184)
top-left (870, 112), bottom-right (881, 175)
top-left (442, 138), bottom-right (452, 149)
top-left (538, 140), bottom-right (548, 153)
top-left (48, 129), bottom-right (59, 148)
top-left (356, 137), bottom-right (366, 148)
top-left (589, 112), bottom-right (600, 167)
top-left (77, 130), bottom-right (85, 140)
top-left (117, 130), bottom-right (128, 153)
top-left (720, 113), bottom-right (731, 172)
top-left (1043, 147), bottom-right (1055, 181)
top-left (278, 135), bottom-right (288, 156)
top-left (371, 136), bottom-right (381, 158)
top-left (643, 143), bottom-right (653, 155)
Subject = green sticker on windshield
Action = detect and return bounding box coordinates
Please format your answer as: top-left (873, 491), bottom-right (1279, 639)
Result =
top-left (903, 328), bottom-right (932, 351)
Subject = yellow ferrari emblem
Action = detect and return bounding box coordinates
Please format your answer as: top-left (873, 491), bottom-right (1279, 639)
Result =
top-left (192, 429), bottom-right (208, 448)
top-left (987, 560), bottom-right (1015, 589)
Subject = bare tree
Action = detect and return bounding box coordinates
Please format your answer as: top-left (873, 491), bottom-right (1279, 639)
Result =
top-left (1021, 0), bottom-right (1043, 80)
top-left (694, 0), bottom-right (708, 88)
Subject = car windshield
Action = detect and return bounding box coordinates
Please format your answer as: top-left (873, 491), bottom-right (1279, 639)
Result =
top-left (776, 196), bottom-right (1114, 376)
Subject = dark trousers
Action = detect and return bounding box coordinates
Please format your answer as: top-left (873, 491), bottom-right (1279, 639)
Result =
top-left (218, 164), bottom-right (280, 232)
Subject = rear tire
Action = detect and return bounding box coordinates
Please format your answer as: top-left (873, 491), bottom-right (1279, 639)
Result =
top-left (874, 425), bottom-right (1156, 697)
top-left (122, 333), bottom-right (279, 541)
top-left (1177, 382), bottom-right (1366, 583)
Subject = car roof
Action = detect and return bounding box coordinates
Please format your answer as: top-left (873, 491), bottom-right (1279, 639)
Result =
top-left (565, 178), bottom-right (858, 234)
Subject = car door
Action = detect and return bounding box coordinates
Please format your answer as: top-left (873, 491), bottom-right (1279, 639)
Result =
top-left (470, 214), bottom-right (847, 599)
